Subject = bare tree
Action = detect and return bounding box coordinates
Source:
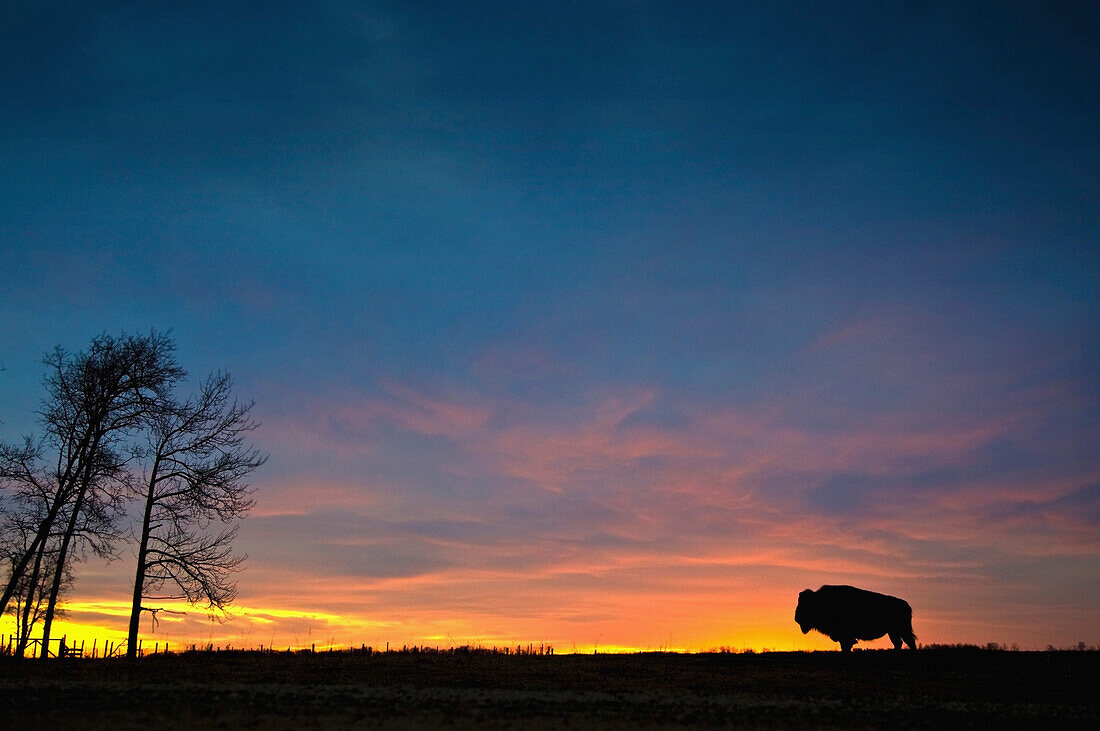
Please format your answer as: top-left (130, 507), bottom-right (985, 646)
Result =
top-left (126, 372), bottom-right (265, 658)
top-left (0, 332), bottom-right (183, 657)
top-left (2, 520), bottom-right (72, 657)
top-left (2, 476), bottom-right (53, 656)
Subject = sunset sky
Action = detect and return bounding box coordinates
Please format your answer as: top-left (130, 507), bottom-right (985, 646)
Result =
top-left (1, 1), bottom-right (1097, 652)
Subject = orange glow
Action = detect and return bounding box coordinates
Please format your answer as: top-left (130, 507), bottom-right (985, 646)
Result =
top-left (5, 596), bottom-right (842, 655)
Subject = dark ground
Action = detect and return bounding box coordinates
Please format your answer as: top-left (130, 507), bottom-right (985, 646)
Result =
top-left (1, 648), bottom-right (1097, 728)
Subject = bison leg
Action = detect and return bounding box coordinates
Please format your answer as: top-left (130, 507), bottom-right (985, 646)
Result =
top-left (840, 640), bottom-right (854, 652)
top-left (889, 633), bottom-right (903, 650)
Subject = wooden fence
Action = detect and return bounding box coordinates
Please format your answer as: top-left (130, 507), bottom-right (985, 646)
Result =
top-left (1, 635), bottom-right (174, 658)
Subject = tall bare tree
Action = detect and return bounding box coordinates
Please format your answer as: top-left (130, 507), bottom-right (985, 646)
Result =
top-left (126, 372), bottom-right (264, 658)
top-left (0, 332), bottom-right (183, 657)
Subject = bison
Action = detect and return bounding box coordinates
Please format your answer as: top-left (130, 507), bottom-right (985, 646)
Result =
top-left (795, 585), bottom-right (917, 652)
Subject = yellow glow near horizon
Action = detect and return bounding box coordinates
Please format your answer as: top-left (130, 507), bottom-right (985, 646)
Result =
top-left (2, 597), bottom-right (841, 656)
top-left (5, 599), bottom-right (486, 654)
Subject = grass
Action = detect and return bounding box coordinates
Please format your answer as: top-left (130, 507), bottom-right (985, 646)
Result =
top-left (1, 647), bottom-right (1097, 728)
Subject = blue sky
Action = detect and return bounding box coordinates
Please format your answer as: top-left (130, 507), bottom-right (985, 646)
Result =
top-left (1, 1), bottom-right (1097, 649)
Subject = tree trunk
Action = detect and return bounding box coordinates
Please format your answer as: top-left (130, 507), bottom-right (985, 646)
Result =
top-left (39, 428), bottom-right (104, 659)
top-left (16, 537), bottom-right (48, 657)
top-left (127, 458), bottom-right (160, 659)
top-left (39, 484), bottom-right (86, 659)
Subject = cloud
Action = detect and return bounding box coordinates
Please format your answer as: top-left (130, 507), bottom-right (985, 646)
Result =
top-left (237, 373), bottom-right (1096, 590)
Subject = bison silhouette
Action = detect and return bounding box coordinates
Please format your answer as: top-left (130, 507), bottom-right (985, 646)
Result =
top-left (795, 585), bottom-right (917, 651)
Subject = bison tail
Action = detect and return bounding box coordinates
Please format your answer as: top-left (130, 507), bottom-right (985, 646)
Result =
top-left (902, 616), bottom-right (917, 649)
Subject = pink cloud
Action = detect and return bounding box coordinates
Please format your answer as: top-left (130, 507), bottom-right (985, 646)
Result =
top-left (804, 314), bottom-right (902, 353)
top-left (371, 382), bottom-right (495, 436)
top-left (248, 476), bottom-right (390, 517)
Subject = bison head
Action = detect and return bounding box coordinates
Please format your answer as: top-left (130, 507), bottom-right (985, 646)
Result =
top-left (794, 589), bottom-right (816, 634)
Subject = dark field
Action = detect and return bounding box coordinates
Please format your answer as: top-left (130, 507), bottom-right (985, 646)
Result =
top-left (2, 648), bottom-right (1097, 728)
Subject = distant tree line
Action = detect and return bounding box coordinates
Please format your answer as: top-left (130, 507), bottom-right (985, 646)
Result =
top-left (0, 331), bottom-right (265, 659)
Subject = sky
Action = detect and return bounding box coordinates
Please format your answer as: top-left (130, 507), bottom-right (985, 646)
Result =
top-left (1, 1), bottom-right (1097, 652)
